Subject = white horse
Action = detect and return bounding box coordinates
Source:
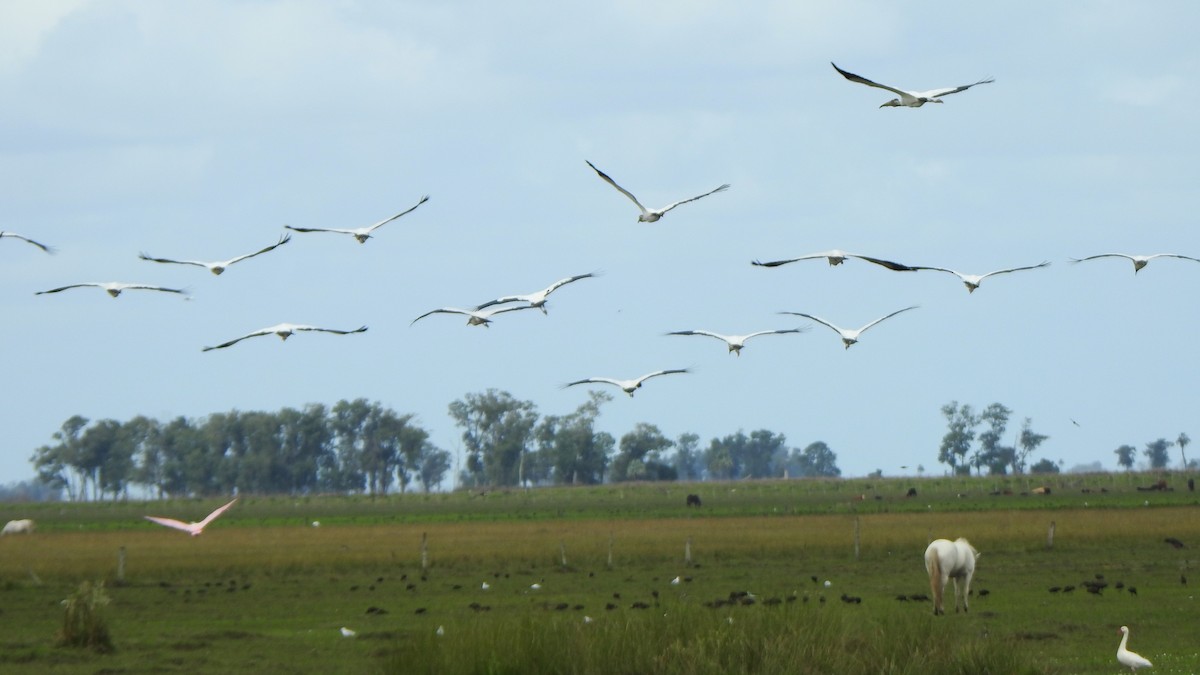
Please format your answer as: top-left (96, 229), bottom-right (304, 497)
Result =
top-left (1, 519), bottom-right (35, 536)
top-left (924, 537), bottom-right (979, 615)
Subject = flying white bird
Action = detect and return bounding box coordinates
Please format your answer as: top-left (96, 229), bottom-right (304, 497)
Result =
top-left (831, 62), bottom-right (994, 108)
top-left (475, 273), bottom-right (599, 314)
top-left (36, 282), bottom-right (187, 298)
top-left (779, 306), bottom-right (918, 349)
top-left (666, 328), bottom-right (808, 356)
top-left (143, 498), bottom-right (238, 536)
top-left (284, 195), bottom-right (429, 243)
top-left (585, 160), bottom-right (729, 222)
top-left (563, 369), bottom-right (690, 397)
top-left (202, 323), bottom-right (367, 351)
top-left (1, 231), bottom-right (54, 253)
top-left (911, 261), bottom-right (1050, 293)
top-left (138, 234), bottom-right (291, 275)
top-left (340, 627), bottom-right (357, 638)
top-left (752, 250), bottom-right (917, 271)
top-left (411, 304), bottom-right (538, 327)
top-left (1071, 252), bottom-right (1200, 274)
top-left (1116, 626), bottom-right (1153, 672)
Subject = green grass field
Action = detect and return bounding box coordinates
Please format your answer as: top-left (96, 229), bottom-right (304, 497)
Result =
top-left (0, 473), bottom-right (1195, 673)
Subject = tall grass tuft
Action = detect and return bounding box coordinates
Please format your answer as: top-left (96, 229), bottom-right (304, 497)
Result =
top-left (57, 580), bottom-right (114, 653)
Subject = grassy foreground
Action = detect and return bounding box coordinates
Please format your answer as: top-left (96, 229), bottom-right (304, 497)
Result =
top-left (0, 474), bottom-right (1196, 673)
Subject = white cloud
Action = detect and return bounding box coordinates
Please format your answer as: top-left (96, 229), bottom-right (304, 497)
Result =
top-left (0, 0), bottom-right (90, 72)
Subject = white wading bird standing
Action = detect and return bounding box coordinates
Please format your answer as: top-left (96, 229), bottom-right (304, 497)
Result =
top-left (585, 161), bottom-right (729, 223)
top-left (202, 323), bottom-right (367, 351)
top-left (1, 231), bottom-right (54, 253)
top-left (666, 328), bottom-right (808, 356)
top-left (779, 306), bottom-right (918, 349)
top-left (144, 498), bottom-right (238, 536)
top-left (1071, 252), bottom-right (1200, 274)
top-left (411, 304), bottom-right (538, 327)
top-left (911, 261), bottom-right (1050, 293)
top-left (1116, 625), bottom-right (1153, 672)
top-left (563, 369), bottom-right (690, 397)
top-left (475, 272), bottom-right (599, 314)
top-left (831, 62), bottom-right (994, 108)
top-left (284, 195), bottom-right (429, 243)
top-left (138, 234), bottom-right (291, 275)
top-left (36, 282), bottom-right (187, 298)
top-left (752, 250), bottom-right (917, 271)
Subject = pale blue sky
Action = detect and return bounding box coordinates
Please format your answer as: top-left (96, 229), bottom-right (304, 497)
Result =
top-left (2, 1), bottom-right (1197, 487)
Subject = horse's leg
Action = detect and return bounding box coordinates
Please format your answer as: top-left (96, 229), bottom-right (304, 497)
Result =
top-left (962, 572), bottom-right (972, 613)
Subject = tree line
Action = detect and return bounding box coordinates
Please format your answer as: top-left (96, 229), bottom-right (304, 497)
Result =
top-left (27, 390), bottom-right (843, 500)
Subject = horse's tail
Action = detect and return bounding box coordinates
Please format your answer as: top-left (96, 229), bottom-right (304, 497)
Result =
top-left (928, 548), bottom-right (943, 614)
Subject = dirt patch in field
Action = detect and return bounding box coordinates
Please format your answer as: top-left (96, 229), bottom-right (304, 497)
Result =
top-left (1014, 631), bottom-right (1059, 641)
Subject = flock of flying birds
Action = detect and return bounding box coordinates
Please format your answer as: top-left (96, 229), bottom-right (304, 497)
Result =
top-left (4, 63), bottom-right (1199, 405)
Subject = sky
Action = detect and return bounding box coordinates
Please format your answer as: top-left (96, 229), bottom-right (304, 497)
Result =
top-left (1, 1), bottom-right (1198, 489)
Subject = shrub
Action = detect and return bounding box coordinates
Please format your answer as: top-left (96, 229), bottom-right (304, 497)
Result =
top-left (57, 580), bottom-right (114, 652)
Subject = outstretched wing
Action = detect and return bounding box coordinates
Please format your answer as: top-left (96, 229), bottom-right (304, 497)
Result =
top-left (202, 328), bottom-right (274, 352)
top-left (743, 327), bottom-right (808, 340)
top-left (858, 305), bottom-right (919, 334)
top-left (978, 261), bottom-right (1050, 280)
top-left (144, 516), bottom-right (193, 533)
top-left (562, 377), bottom-right (621, 390)
top-left (284, 225), bottom-right (355, 235)
top-left (365, 195), bottom-right (430, 234)
top-left (223, 233), bottom-right (292, 266)
top-left (778, 311), bottom-right (843, 337)
top-left (751, 254), bottom-right (828, 268)
top-left (197, 498), bottom-right (238, 529)
top-left (848, 254), bottom-right (920, 272)
top-left (1, 232), bottom-right (54, 253)
top-left (296, 325), bottom-right (368, 336)
top-left (918, 77), bottom-right (994, 99)
top-left (658, 184), bottom-right (730, 214)
top-left (634, 368), bottom-right (690, 385)
top-left (542, 272), bottom-right (597, 295)
top-left (666, 329), bottom-right (727, 342)
top-left (125, 284), bottom-right (187, 295)
top-left (411, 307), bottom-right (471, 325)
top-left (586, 161), bottom-right (649, 215)
top-left (1149, 253), bottom-right (1200, 264)
top-left (35, 283), bottom-right (96, 295)
top-left (1069, 253), bottom-right (1133, 264)
top-left (474, 294), bottom-right (527, 310)
top-left (138, 252), bottom-right (208, 269)
top-left (831, 62), bottom-right (911, 98)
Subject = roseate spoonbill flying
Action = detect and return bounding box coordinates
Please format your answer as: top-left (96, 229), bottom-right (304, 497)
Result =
top-left (144, 498), bottom-right (237, 536)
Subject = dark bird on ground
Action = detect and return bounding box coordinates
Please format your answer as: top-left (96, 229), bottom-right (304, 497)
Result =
top-left (1049, 586), bottom-right (1061, 593)
top-left (1165, 537), bottom-right (1185, 549)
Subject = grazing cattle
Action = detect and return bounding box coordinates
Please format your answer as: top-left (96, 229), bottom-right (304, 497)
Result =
top-left (686, 494), bottom-right (702, 507)
top-left (1031, 486), bottom-right (1051, 495)
top-left (1, 519), bottom-right (35, 535)
top-left (905, 487), bottom-right (918, 497)
top-left (924, 537), bottom-right (979, 615)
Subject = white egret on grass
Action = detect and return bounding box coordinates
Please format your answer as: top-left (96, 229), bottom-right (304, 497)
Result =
top-left (1116, 626), bottom-right (1152, 672)
top-left (143, 498), bottom-right (238, 536)
top-left (779, 306), bottom-right (918, 349)
top-left (138, 234), bottom-right (291, 275)
top-left (1, 231), bottom-right (54, 253)
top-left (36, 282), bottom-right (187, 298)
top-left (1071, 252), bottom-right (1200, 274)
top-left (340, 627), bottom-right (357, 638)
top-left (585, 161), bottom-right (728, 222)
top-left (831, 62), bottom-right (993, 108)
top-left (203, 323), bottom-right (367, 351)
top-left (475, 272), bottom-right (599, 314)
top-left (563, 369), bottom-right (690, 397)
top-left (665, 328), bottom-right (807, 356)
top-left (285, 195), bottom-right (429, 243)
top-left (911, 261), bottom-right (1050, 293)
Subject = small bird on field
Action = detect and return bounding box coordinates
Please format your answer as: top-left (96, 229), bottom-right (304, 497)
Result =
top-left (340, 627), bottom-right (357, 638)
top-left (1165, 537), bottom-right (1185, 549)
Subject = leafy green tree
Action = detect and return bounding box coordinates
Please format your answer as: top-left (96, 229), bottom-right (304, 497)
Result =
top-left (417, 443), bottom-right (452, 492)
top-left (939, 402), bottom-right (977, 475)
top-left (1029, 458), bottom-right (1060, 474)
top-left (276, 404), bottom-right (333, 494)
top-left (1143, 438), bottom-right (1173, 470)
top-left (1178, 432), bottom-right (1191, 469)
top-left (612, 423), bottom-right (675, 482)
top-left (448, 389), bottom-right (538, 487)
top-left (975, 403), bottom-right (1013, 475)
top-left (673, 432), bottom-right (703, 480)
top-left (1015, 418), bottom-right (1048, 474)
top-left (789, 441), bottom-right (841, 478)
top-left (1114, 444), bottom-right (1137, 471)
top-left (533, 391), bottom-right (612, 485)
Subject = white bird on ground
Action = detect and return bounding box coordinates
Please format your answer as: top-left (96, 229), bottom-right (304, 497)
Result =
top-left (1071, 252), bottom-right (1200, 274)
top-left (671, 576), bottom-right (681, 585)
top-left (284, 195), bottom-right (429, 243)
top-left (411, 304), bottom-right (538, 327)
top-left (340, 627), bottom-right (357, 638)
top-left (585, 160), bottom-right (729, 223)
top-left (911, 261), bottom-right (1050, 293)
top-left (143, 498), bottom-right (238, 536)
top-left (202, 323), bottom-right (367, 351)
top-left (752, 250), bottom-right (917, 271)
top-left (475, 273), bottom-right (599, 314)
top-left (481, 582), bottom-right (490, 590)
top-left (831, 62), bottom-right (994, 108)
top-left (563, 369), bottom-right (690, 397)
top-left (36, 282), bottom-right (187, 298)
top-left (436, 626), bottom-right (445, 637)
top-left (1, 231), bottom-right (54, 253)
top-left (779, 306), bottom-right (918, 349)
top-left (666, 328), bottom-right (808, 356)
top-left (138, 234), bottom-right (291, 275)
top-left (530, 583), bottom-right (542, 590)
top-left (583, 616), bottom-right (594, 624)
top-left (1116, 625), bottom-right (1153, 672)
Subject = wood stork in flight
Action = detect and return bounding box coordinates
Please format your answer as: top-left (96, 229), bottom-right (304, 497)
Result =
top-left (36, 282), bottom-right (187, 298)
top-left (475, 272), bottom-right (598, 314)
top-left (912, 261), bottom-right (1050, 293)
top-left (563, 369), bottom-right (690, 396)
top-left (411, 304), bottom-right (538, 327)
top-left (138, 234), bottom-right (291, 275)
top-left (202, 323), bottom-right (367, 351)
top-left (285, 195), bottom-right (429, 243)
top-left (1071, 252), bottom-right (1200, 273)
top-left (1, 231), bottom-right (54, 253)
top-left (666, 328), bottom-right (808, 356)
top-left (585, 161), bottom-right (728, 222)
top-left (831, 62), bottom-right (993, 108)
top-left (752, 250), bottom-right (917, 271)
top-left (779, 306), bottom-right (917, 349)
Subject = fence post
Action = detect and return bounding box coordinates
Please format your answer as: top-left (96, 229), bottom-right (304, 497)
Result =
top-left (117, 546), bottom-right (126, 585)
top-left (1047, 521), bottom-right (1055, 550)
top-left (854, 517), bottom-right (861, 561)
top-left (421, 532), bottom-right (429, 571)
top-left (685, 537), bottom-right (693, 566)
top-left (607, 532), bottom-right (614, 569)
top-left (560, 540), bottom-right (567, 568)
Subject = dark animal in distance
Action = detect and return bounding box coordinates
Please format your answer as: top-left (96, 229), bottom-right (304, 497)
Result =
top-left (906, 487), bottom-right (918, 497)
top-left (686, 494), bottom-right (702, 507)
top-left (1165, 537), bottom-right (1185, 549)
